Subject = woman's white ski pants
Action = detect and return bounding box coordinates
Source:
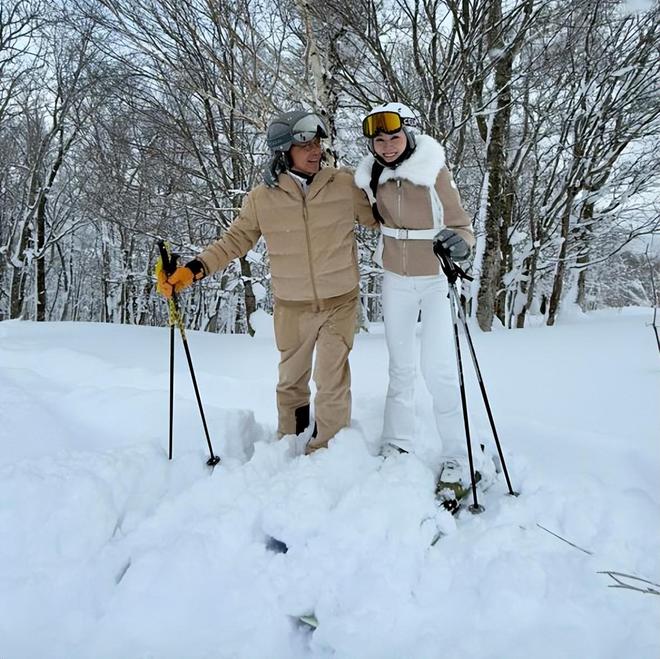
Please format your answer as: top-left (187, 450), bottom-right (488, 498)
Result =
top-left (381, 270), bottom-right (464, 455)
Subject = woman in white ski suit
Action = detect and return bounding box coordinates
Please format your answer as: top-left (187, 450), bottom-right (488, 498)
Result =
top-left (355, 103), bottom-right (475, 457)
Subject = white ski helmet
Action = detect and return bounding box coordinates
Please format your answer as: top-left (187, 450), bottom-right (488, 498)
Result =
top-left (362, 102), bottom-right (418, 153)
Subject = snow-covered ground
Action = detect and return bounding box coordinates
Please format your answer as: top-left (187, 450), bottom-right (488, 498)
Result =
top-left (0, 307), bottom-right (658, 659)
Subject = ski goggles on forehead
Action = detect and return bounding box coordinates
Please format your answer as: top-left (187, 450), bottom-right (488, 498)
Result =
top-left (291, 114), bottom-right (329, 145)
top-left (362, 111), bottom-right (411, 138)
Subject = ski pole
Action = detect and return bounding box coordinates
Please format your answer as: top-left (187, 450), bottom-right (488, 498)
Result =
top-left (157, 241), bottom-right (220, 467)
top-left (155, 243), bottom-right (177, 460)
top-left (446, 277), bottom-right (484, 514)
top-left (433, 240), bottom-right (518, 509)
top-left (168, 317), bottom-right (175, 460)
top-left (446, 283), bottom-right (517, 497)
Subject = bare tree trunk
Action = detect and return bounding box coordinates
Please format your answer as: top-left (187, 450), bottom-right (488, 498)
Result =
top-left (9, 215), bottom-right (32, 319)
top-left (239, 255), bottom-right (256, 336)
top-left (475, 0), bottom-right (533, 330)
top-left (547, 189), bottom-right (576, 326)
top-left (575, 200), bottom-right (594, 310)
top-left (35, 193), bottom-right (47, 320)
top-left (476, 51), bottom-right (511, 328)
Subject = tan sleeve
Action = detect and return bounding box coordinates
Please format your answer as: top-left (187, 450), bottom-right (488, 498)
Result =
top-left (352, 180), bottom-right (379, 229)
top-left (197, 192), bottom-right (262, 276)
top-left (436, 167), bottom-right (475, 247)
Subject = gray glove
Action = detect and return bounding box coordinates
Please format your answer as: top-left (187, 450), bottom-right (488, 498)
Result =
top-left (433, 228), bottom-right (470, 261)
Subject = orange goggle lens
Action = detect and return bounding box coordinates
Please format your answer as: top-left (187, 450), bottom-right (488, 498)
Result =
top-left (362, 111), bottom-right (403, 138)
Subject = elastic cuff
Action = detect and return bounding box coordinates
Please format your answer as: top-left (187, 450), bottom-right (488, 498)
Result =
top-left (186, 258), bottom-right (206, 280)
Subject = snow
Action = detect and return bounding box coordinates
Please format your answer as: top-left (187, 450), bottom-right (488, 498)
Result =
top-left (621, 0), bottom-right (656, 15)
top-left (0, 308), bottom-right (659, 659)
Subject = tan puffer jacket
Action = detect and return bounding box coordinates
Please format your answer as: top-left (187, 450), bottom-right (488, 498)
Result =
top-left (197, 167), bottom-right (377, 306)
top-left (355, 135), bottom-right (474, 276)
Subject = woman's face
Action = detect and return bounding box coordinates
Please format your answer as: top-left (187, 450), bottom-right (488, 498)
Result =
top-left (372, 130), bottom-right (408, 162)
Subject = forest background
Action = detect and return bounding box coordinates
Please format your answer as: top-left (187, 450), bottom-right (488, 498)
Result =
top-left (1, 0), bottom-right (658, 335)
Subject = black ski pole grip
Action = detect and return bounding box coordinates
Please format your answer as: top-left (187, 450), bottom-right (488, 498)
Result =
top-left (433, 240), bottom-right (457, 282)
top-left (158, 241), bottom-right (179, 276)
top-left (433, 240), bottom-right (473, 284)
top-left (432, 237), bottom-right (449, 260)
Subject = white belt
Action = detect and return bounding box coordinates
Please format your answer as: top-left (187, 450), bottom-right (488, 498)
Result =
top-left (381, 226), bottom-right (437, 240)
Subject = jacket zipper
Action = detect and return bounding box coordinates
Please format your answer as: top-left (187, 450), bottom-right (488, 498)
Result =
top-left (302, 198), bottom-right (320, 308)
top-left (397, 179), bottom-right (407, 275)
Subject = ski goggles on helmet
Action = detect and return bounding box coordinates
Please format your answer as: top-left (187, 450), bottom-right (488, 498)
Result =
top-left (291, 114), bottom-right (329, 145)
top-left (362, 111), bottom-right (412, 138)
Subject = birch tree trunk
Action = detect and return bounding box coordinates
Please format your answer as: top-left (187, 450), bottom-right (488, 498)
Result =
top-left (475, 0), bottom-right (534, 331)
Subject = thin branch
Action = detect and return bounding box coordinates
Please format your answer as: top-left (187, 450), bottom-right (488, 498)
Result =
top-left (598, 571), bottom-right (660, 596)
top-left (536, 523), bottom-right (594, 555)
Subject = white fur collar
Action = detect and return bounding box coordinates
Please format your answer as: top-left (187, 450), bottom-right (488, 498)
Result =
top-left (354, 134), bottom-right (446, 191)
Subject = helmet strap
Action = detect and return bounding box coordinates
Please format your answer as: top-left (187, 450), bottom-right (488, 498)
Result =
top-left (263, 152), bottom-right (288, 187)
top-left (369, 161), bottom-right (386, 224)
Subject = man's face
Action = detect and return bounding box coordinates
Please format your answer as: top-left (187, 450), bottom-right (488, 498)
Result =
top-left (289, 137), bottom-right (322, 175)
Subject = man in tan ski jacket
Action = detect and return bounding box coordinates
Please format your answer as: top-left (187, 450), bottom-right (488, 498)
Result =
top-left (157, 110), bottom-right (377, 453)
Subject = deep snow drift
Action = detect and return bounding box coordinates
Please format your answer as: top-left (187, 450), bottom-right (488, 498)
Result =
top-left (0, 307), bottom-right (658, 659)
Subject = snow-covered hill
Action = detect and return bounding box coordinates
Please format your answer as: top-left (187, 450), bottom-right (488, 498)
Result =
top-left (0, 308), bottom-right (658, 659)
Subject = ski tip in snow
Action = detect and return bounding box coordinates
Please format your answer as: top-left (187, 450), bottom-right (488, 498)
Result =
top-left (265, 536), bottom-right (289, 554)
top-left (437, 493), bottom-right (461, 516)
top-left (435, 458), bottom-right (489, 515)
top-left (296, 613), bottom-right (319, 629)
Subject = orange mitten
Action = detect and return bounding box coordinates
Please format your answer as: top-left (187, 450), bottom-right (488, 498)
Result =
top-left (168, 266), bottom-right (195, 294)
top-left (156, 256), bottom-right (204, 299)
top-left (155, 263), bottom-right (173, 298)
top-left (156, 266), bottom-right (193, 298)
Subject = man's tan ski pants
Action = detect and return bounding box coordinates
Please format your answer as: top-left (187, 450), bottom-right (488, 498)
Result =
top-left (273, 290), bottom-right (358, 451)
